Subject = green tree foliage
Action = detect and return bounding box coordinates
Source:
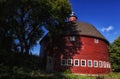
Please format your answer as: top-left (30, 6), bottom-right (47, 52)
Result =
top-left (0, 0), bottom-right (71, 54)
top-left (109, 36), bottom-right (120, 72)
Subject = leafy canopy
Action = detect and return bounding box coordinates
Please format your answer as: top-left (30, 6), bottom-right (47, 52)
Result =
top-left (109, 36), bottom-right (120, 72)
top-left (0, 0), bottom-right (71, 54)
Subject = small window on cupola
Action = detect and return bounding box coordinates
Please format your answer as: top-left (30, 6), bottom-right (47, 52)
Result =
top-left (70, 36), bottom-right (76, 41)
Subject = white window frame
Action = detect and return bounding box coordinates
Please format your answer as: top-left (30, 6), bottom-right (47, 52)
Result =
top-left (61, 59), bottom-right (66, 66)
top-left (88, 60), bottom-right (92, 67)
top-left (108, 63), bottom-right (111, 68)
top-left (74, 59), bottom-right (79, 66)
top-left (103, 61), bottom-right (107, 68)
top-left (81, 59), bottom-right (86, 67)
top-left (94, 60), bottom-right (98, 67)
top-left (94, 39), bottom-right (99, 43)
top-left (67, 59), bottom-right (72, 66)
top-left (106, 62), bottom-right (109, 68)
top-left (99, 61), bottom-right (103, 68)
top-left (70, 36), bottom-right (76, 41)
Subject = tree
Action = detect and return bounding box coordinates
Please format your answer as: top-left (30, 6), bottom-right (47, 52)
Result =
top-left (109, 36), bottom-right (120, 72)
top-left (0, 0), bottom-right (71, 54)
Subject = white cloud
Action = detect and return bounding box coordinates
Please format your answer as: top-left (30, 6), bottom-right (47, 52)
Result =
top-left (114, 32), bottom-right (117, 34)
top-left (101, 26), bottom-right (114, 32)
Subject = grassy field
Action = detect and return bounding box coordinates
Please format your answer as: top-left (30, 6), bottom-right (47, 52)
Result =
top-left (32, 72), bottom-right (120, 79)
top-left (0, 66), bottom-right (119, 79)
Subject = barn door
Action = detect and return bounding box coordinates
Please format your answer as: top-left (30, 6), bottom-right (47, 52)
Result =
top-left (46, 56), bottom-right (54, 72)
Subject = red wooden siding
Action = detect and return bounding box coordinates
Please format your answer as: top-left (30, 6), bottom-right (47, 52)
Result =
top-left (40, 35), bottom-right (111, 75)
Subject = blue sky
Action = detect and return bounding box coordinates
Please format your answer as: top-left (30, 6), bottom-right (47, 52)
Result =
top-left (69, 0), bottom-right (120, 43)
top-left (32, 0), bottom-right (120, 55)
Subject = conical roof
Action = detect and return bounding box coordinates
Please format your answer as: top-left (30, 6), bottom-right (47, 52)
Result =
top-left (63, 22), bottom-right (109, 43)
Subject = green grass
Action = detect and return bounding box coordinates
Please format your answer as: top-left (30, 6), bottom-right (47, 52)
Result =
top-left (0, 63), bottom-right (120, 79)
top-left (0, 61), bottom-right (120, 79)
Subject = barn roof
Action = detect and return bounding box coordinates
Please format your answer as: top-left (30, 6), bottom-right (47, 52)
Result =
top-left (63, 22), bottom-right (109, 43)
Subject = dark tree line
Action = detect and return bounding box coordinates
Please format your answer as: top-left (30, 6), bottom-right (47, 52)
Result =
top-left (109, 36), bottom-right (120, 72)
top-left (0, 0), bottom-right (71, 54)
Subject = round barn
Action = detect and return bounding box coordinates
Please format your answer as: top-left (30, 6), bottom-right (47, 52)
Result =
top-left (40, 12), bottom-right (111, 75)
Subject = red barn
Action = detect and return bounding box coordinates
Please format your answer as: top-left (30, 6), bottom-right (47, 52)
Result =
top-left (40, 13), bottom-right (111, 75)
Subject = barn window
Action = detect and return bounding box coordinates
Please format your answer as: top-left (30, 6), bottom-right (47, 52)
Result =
top-left (107, 63), bottom-right (110, 68)
top-left (74, 59), bottom-right (79, 66)
top-left (106, 62), bottom-right (109, 68)
top-left (99, 61), bottom-right (103, 68)
top-left (108, 63), bottom-right (111, 68)
top-left (94, 60), bottom-right (98, 67)
top-left (70, 36), bottom-right (76, 41)
top-left (94, 39), bottom-right (99, 43)
top-left (81, 59), bottom-right (86, 67)
top-left (61, 59), bottom-right (66, 66)
top-left (103, 61), bottom-right (107, 68)
top-left (88, 60), bottom-right (92, 67)
top-left (67, 59), bottom-right (72, 66)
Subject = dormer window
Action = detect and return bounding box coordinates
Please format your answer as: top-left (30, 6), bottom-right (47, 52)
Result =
top-left (94, 39), bottom-right (99, 43)
top-left (70, 36), bottom-right (76, 41)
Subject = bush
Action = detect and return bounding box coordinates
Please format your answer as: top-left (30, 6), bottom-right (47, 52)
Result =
top-left (63, 69), bottom-right (71, 74)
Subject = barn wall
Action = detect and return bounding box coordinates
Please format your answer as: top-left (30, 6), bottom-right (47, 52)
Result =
top-left (40, 35), bottom-right (111, 74)
top-left (54, 36), bottom-right (110, 74)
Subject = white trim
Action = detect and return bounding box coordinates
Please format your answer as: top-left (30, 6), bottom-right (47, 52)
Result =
top-left (88, 60), bottom-right (92, 67)
top-left (67, 59), bottom-right (72, 66)
top-left (99, 61), bottom-right (103, 68)
top-left (70, 36), bottom-right (76, 41)
top-left (103, 61), bottom-right (107, 68)
top-left (106, 62), bottom-right (109, 68)
top-left (94, 39), bottom-right (99, 43)
top-left (94, 60), bottom-right (98, 67)
top-left (74, 59), bottom-right (79, 66)
top-left (81, 59), bottom-right (86, 67)
top-left (61, 59), bottom-right (66, 66)
top-left (108, 63), bottom-right (111, 68)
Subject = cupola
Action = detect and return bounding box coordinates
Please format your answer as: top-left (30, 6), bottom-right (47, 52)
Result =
top-left (68, 12), bottom-right (77, 22)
